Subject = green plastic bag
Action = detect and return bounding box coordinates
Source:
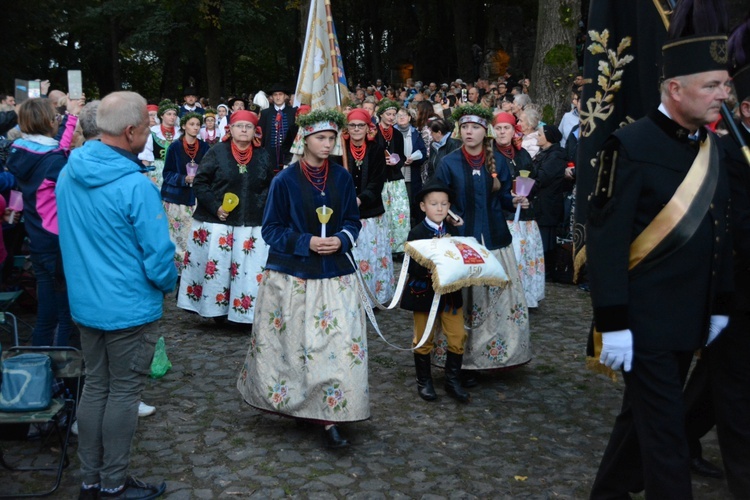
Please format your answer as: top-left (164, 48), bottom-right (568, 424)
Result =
top-left (149, 336), bottom-right (172, 379)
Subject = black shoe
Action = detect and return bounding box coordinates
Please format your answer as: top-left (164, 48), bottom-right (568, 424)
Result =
top-left (324, 425), bottom-right (350, 449)
top-left (78, 486), bottom-right (100, 500)
top-left (690, 457), bottom-right (723, 479)
top-left (99, 477), bottom-right (167, 499)
top-left (414, 353), bottom-right (437, 401)
top-left (460, 369), bottom-right (479, 388)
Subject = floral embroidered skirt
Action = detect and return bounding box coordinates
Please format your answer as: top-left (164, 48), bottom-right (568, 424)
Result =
top-left (164, 202), bottom-right (195, 274)
top-left (432, 245), bottom-right (531, 370)
top-left (147, 159), bottom-right (165, 189)
top-left (177, 221), bottom-right (268, 324)
top-left (237, 270), bottom-right (370, 423)
top-left (352, 214), bottom-right (395, 304)
top-left (507, 220), bottom-right (545, 308)
top-left (381, 179), bottom-right (410, 254)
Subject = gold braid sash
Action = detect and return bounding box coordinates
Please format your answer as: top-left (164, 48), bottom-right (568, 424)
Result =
top-left (628, 136), bottom-right (717, 272)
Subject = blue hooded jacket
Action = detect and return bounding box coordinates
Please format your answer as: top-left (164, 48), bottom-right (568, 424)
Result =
top-left (56, 140), bottom-right (177, 330)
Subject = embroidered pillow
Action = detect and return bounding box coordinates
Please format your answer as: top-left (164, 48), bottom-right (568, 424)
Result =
top-left (404, 236), bottom-right (508, 294)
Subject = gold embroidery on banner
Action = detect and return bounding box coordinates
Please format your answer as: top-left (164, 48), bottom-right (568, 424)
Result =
top-left (579, 30), bottom-right (635, 139)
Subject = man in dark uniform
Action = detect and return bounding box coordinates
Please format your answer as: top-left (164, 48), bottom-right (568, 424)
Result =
top-left (711, 55), bottom-right (750, 497)
top-left (259, 83), bottom-right (296, 171)
top-left (586, 29), bottom-right (733, 499)
top-left (178, 87), bottom-right (204, 118)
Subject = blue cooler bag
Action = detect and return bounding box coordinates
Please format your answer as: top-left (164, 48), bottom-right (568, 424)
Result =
top-left (0, 353), bottom-right (53, 412)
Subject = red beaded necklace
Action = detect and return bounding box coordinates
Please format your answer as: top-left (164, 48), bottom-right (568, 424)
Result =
top-left (183, 138), bottom-right (198, 160)
top-left (495, 142), bottom-right (515, 160)
top-left (300, 159), bottom-right (329, 195)
top-left (350, 141), bottom-right (366, 164)
top-left (231, 141), bottom-right (253, 174)
top-left (462, 146), bottom-right (486, 171)
top-left (379, 124), bottom-right (393, 142)
top-left (160, 124), bottom-right (175, 141)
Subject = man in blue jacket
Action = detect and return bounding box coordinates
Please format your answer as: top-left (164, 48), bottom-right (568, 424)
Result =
top-left (56, 91), bottom-right (177, 500)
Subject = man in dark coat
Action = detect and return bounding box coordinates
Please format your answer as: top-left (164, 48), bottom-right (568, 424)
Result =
top-left (685, 28), bottom-right (750, 497)
top-left (258, 83), bottom-right (296, 171)
top-left (178, 87), bottom-right (204, 118)
top-left (586, 31), bottom-right (734, 499)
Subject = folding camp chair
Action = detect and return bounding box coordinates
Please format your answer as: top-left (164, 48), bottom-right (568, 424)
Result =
top-left (0, 346), bottom-right (83, 498)
top-left (0, 290), bottom-right (23, 345)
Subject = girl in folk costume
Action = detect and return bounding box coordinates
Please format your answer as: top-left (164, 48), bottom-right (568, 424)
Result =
top-left (177, 110), bottom-right (274, 324)
top-left (375, 99), bottom-right (410, 254)
top-left (138, 99), bottom-right (182, 188)
top-left (216, 104), bottom-right (230, 139)
top-left (237, 109), bottom-right (367, 449)
top-left (199, 108), bottom-right (221, 147)
top-left (433, 105), bottom-right (532, 382)
top-left (342, 108), bottom-right (395, 304)
top-left (494, 112), bottom-right (545, 307)
top-left (162, 112), bottom-right (209, 273)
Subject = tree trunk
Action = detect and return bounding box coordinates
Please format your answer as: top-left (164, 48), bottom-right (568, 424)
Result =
top-left (109, 18), bottom-right (121, 92)
top-left (203, 0), bottom-right (222, 108)
top-left (530, 0), bottom-right (581, 124)
top-left (452, 1), bottom-right (473, 79)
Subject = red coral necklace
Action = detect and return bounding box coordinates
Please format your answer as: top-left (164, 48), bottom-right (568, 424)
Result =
top-left (350, 141), bottom-right (366, 166)
top-left (379, 124), bottom-right (393, 142)
top-left (300, 159), bottom-right (329, 196)
top-left (462, 146), bottom-right (485, 172)
top-left (161, 124), bottom-right (175, 142)
top-left (183, 138), bottom-right (198, 160)
top-left (231, 142), bottom-right (253, 174)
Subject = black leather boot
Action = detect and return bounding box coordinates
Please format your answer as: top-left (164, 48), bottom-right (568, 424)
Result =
top-left (460, 369), bottom-right (479, 388)
top-left (414, 353), bottom-right (437, 401)
top-left (444, 351), bottom-right (471, 403)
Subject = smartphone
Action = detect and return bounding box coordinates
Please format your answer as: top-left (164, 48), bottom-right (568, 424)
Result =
top-left (14, 79), bottom-right (28, 104)
top-left (461, 89), bottom-right (467, 102)
top-left (28, 80), bottom-right (41, 99)
top-left (68, 70), bottom-right (83, 100)
top-left (447, 209), bottom-right (460, 223)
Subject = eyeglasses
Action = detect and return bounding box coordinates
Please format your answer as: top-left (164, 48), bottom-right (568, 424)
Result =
top-left (347, 123), bottom-right (367, 129)
top-left (232, 124), bottom-right (254, 131)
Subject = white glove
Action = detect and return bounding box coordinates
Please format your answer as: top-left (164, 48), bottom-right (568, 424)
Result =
top-left (600, 329), bottom-right (633, 372)
top-left (707, 315), bottom-right (729, 346)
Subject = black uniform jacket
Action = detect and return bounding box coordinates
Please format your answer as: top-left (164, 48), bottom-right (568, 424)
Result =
top-left (722, 125), bottom-right (750, 312)
top-left (400, 221), bottom-right (463, 313)
top-left (587, 110), bottom-right (733, 351)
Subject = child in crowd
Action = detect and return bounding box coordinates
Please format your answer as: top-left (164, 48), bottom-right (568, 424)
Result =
top-left (401, 181), bottom-right (469, 403)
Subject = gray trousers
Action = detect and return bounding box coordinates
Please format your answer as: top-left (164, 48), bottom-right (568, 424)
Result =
top-left (77, 321), bottom-right (157, 488)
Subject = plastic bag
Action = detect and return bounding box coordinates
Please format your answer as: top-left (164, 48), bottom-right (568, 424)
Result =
top-left (149, 336), bottom-right (172, 379)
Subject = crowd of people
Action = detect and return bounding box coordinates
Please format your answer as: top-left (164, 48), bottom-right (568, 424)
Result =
top-left (1, 9), bottom-right (749, 496)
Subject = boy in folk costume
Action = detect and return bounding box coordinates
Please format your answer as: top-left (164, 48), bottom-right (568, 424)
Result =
top-left (401, 181), bottom-right (470, 403)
